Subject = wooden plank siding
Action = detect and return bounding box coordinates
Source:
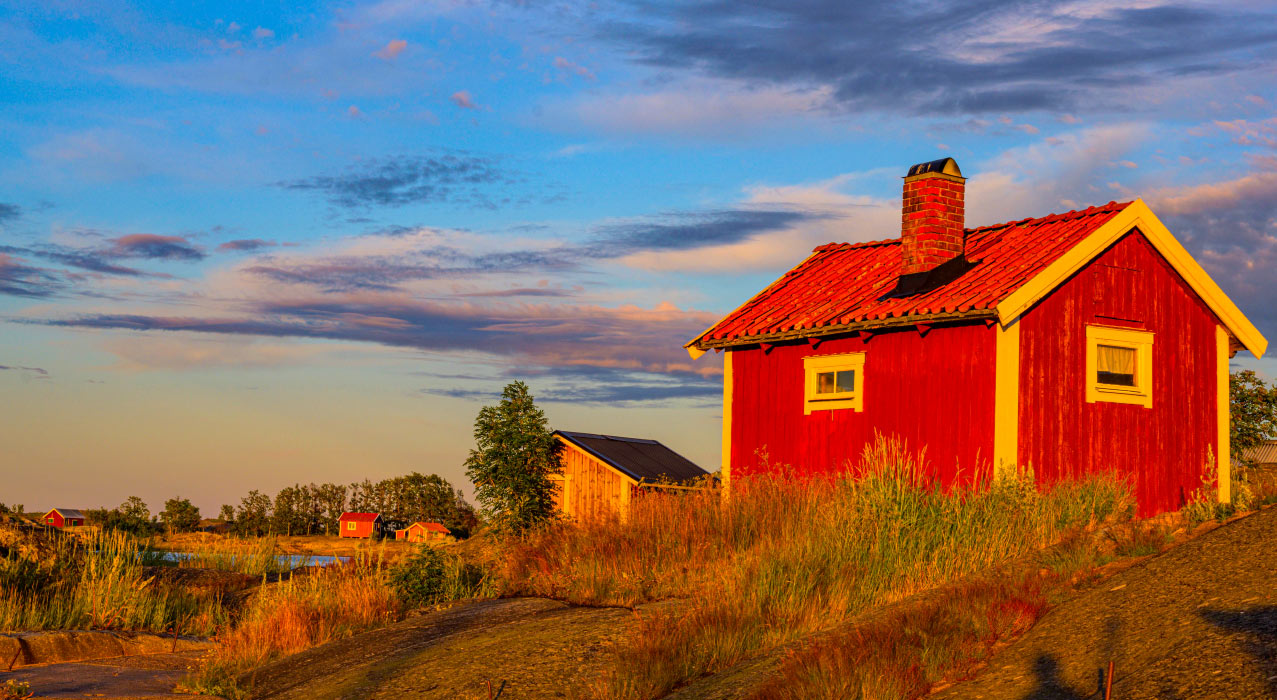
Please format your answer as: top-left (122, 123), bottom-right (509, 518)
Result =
top-left (1017, 231), bottom-right (1221, 515)
top-left (552, 438), bottom-right (634, 520)
top-left (728, 321), bottom-right (998, 486)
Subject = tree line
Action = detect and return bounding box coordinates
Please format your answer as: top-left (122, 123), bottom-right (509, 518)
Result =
top-left (82, 472), bottom-right (477, 538)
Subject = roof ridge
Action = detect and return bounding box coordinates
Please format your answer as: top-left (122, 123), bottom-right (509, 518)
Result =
top-left (812, 201), bottom-right (1131, 251)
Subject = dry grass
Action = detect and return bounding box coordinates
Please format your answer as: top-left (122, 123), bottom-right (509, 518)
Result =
top-left (146, 536), bottom-right (304, 577)
top-left (180, 552), bottom-right (402, 699)
top-left (501, 437), bottom-right (1132, 699)
top-left (0, 528), bottom-right (227, 635)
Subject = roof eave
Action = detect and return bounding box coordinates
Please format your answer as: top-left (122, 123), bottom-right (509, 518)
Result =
top-left (995, 199), bottom-right (1267, 358)
top-left (693, 309), bottom-right (998, 350)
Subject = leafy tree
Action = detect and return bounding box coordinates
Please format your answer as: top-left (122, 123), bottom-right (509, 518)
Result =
top-left (121, 496), bottom-right (150, 523)
top-left (218, 504), bottom-right (235, 522)
top-left (314, 483), bottom-right (347, 535)
top-left (1231, 370), bottom-right (1277, 461)
top-left (464, 381), bottom-right (562, 534)
top-left (235, 490), bottom-right (272, 536)
top-left (161, 497), bottom-right (201, 533)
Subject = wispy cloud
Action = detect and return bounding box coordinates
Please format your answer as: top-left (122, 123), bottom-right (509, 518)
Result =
top-left (0, 364), bottom-right (50, 379)
top-left (277, 153), bottom-right (515, 209)
top-left (0, 203), bottom-right (19, 223)
top-left (596, 1), bottom-right (1277, 115)
top-left (107, 234), bottom-right (204, 261)
top-left (217, 239), bottom-right (278, 252)
top-left (0, 253), bottom-right (60, 298)
top-left (450, 90), bottom-right (480, 110)
top-left (374, 39), bottom-right (408, 60)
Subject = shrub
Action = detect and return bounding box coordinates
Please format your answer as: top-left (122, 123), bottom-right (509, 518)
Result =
top-left (390, 546), bottom-right (492, 607)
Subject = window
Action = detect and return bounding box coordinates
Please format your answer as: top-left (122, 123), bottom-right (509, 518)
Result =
top-left (1085, 325), bottom-right (1153, 408)
top-left (803, 352), bottom-right (866, 414)
top-left (346, 521), bottom-right (356, 531)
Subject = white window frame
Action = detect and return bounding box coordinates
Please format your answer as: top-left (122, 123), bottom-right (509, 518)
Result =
top-left (1085, 325), bottom-right (1153, 408)
top-left (803, 352), bottom-right (866, 415)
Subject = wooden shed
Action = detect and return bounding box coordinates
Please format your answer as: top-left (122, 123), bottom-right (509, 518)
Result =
top-left (551, 431), bottom-right (710, 520)
top-left (338, 512), bottom-right (382, 539)
top-left (685, 158), bottom-right (1268, 517)
top-left (43, 508), bottom-right (85, 528)
top-left (396, 522), bottom-right (450, 542)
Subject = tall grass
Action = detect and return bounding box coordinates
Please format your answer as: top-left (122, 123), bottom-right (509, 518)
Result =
top-left (182, 553), bottom-right (402, 699)
top-left (502, 437), bottom-right (1131, 698)
top-left (146, 536), bottom-right (307, 577)
top-left (0, 529), bottom-right (227, 635)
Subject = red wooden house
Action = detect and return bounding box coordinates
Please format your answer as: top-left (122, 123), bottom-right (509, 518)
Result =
top-left (338, 512), bottom-right (382, 538)
top-left (395, 522), bottom-right (451, 542)
top-left (43, 508), bottom-right (85, 528)
top-left (686, 158), bottom-right (1267, 515)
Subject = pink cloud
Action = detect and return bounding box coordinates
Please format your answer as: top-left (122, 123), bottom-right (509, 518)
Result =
top-left (450, 90), bottom-right (479, 110)
top-left (374, 39), bottom-right (408, 60)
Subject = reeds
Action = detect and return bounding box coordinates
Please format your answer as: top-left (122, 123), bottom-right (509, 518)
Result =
top-left (148, 536), bottom-right (307, 577)
top-left (0, 529), bottom-right (227, 635)
top-left (502, 436), bottom-right (1131, 699)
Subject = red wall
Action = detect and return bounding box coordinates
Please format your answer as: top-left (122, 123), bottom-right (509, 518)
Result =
top-left (1017, 231), bottom-right (1221, 515)
top-left (45, 511), bottom-right (63, 528)
top-left (339, 518), bottom-right (378, 538)
top-left (730, 322), bottom-right (997, 484)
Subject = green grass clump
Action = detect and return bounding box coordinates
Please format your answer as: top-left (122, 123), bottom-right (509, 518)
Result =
top-left (149, 536), bottom-right (306, 577)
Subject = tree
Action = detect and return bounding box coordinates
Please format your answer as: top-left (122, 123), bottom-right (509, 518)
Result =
top-left (161, 497), bottom-right (201, 532)
top-left (464, 381), bottom-right (562, 533)
top-left (1232, 370), bottom-right (1277, 461)
top-left (219, 504), bottom-right (235, 522)
top-left (235, 490), bottom-right (272, 536)
top-left (121, 496), bottom-right (150, 523)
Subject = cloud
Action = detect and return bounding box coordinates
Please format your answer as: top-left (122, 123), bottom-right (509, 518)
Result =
top-left (107, 234), bottom-right (204, 261)
top-left (277, 153), bottom-right (516, 209)
top-left (0, 364), bottom-right (50, 379)
top-left (553, 56), bottom-right (595, 81)
top-left (39, 298), bottom-right (721, 378)
top-left (375, 39), bottom-right (408, 60)
top-left (450, 90), bottom-right (480, 110)
top-left (0, 252), bottom-right (60, 298)
top-left (217, 239), bottom-right (278, 252)
top-left (587, 209), bottom-right (828, 256)
top-left (594, 1), bottom-right (1277, 115)
top-left (252, 26), bottom-right (274, 40)
top-left (4, 244), bottom-right (147, 277)
top-left (0, 203), bottom-right (19, 223)
top-left (421, 365), bottom-right (718, 406)
top-left (551, 83), bottom-right (833, 136)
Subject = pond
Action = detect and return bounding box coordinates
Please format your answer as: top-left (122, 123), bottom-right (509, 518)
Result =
top-left (150, 551), bottom-right (353, 567)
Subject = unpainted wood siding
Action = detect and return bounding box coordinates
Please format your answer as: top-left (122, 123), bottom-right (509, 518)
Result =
top-left (553, 440), bottom-right (635, 520)
top-left (1018, 231), bottom-right (1221, 515)
top-left (729, 322), bottom-right (998, 486)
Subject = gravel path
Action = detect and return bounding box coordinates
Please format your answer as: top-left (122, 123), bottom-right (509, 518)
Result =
top-left (933, 507), bottom-right (1277, 700)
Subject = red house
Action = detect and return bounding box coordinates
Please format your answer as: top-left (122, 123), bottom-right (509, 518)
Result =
top-left (338, 512), bottom-right (382, 538)
top-left (395, 522), bottom-right (450, 542)
top-left (686, 158), bottom-right (1267, 515)
top-left (43, 508), bottom-right (85, 528)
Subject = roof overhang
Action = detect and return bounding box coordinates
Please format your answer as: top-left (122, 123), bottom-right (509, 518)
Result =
top-left (686, 308), bottom-right (996, 355)
top-left (996, 199), bottom-right (1267, 358)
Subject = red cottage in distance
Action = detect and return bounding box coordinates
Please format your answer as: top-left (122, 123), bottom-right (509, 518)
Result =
top-left (43, 508), bottom-right (85, 528)
top-left (338, 512), bottom-right (382, 539)
top-left (686, 158), bottom-right (1268, 516)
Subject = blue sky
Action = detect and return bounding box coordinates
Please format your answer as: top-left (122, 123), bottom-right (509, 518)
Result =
top-left (2, 0), bottom-right (1276, 514)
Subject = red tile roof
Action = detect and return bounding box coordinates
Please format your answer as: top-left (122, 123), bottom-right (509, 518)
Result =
top-left (339, 512), bottom-right (381, 523)
top-left (690, 201), bottom-right (1130, 348)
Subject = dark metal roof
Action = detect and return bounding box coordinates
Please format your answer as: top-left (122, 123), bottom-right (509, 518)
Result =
top-left (1242, 440), bottom-right (1277, 465)
top-left (49, 508), bottom-right (85, 519)
top-left (554, 431), bottom-right (709, 483)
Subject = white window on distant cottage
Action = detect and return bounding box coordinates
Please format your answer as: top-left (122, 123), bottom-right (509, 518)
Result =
top-left (803, 352), bottom-right (866, 414)
top-left (1085, 325), bottom-right (1153, 408)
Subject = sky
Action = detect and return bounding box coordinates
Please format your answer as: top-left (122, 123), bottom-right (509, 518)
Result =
top-left (2, 0), bottom-right (1277, 516)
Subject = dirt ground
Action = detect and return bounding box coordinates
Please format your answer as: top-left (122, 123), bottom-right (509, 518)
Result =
top-left (242, 597), bottom-right (672, 700)
top-left (932, 505), bottom-right (1277, 700)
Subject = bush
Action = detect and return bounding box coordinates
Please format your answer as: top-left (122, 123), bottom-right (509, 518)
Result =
top-left (390, 547), bottom-right (491, 608)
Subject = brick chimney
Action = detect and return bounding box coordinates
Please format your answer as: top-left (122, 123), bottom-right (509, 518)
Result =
top-left (901, 158), bottom-right (965, 276)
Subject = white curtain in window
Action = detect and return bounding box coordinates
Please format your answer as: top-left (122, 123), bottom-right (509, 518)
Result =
top-left (1097, 345), bottom-right (1135, 374)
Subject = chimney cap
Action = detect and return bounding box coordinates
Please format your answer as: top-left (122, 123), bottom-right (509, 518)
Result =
top-left (905, 157), bottom-right (963, 179)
